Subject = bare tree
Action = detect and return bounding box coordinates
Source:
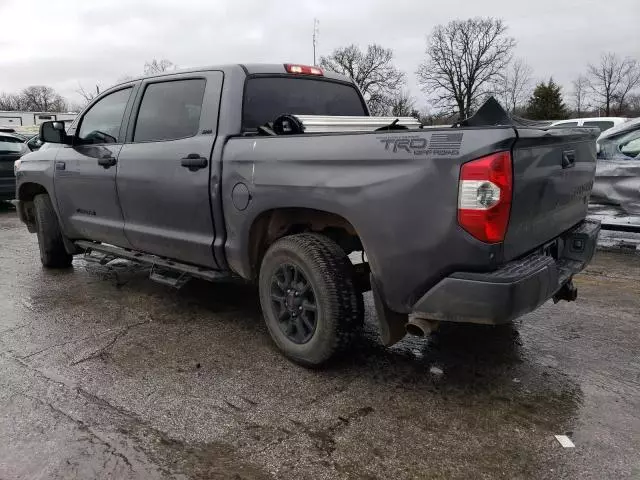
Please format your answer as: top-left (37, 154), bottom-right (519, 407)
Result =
top-left (76, 83), bottom-right (101, 105)
top-left (144, 59), bottom-right (175, 76)
top-left (389, 91), bottom-right (416, 117)
top-left (0, 92), bottom-right (25, 111)
top-left (320, 44), bottom-right (405, 116)
top-left (416, 17), bottom-right (515, 120)
top-left (493, 58), bottom-right (532, 113)
top-left (587, 53), bottom-right (640, 116)
top-left (615, 59), bottom-right (640, 115)
top-left (571, 75), bottom-right (590, 117)
top-left (625, 93), bottom-right (640, 117)
top-left (19, 86), bottom-right (68, 112)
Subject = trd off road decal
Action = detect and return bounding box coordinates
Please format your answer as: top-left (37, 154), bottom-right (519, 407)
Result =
top-left (379, 132), bottom-right (463, 156)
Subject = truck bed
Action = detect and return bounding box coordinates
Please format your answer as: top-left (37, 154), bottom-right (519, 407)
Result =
top-left (222, 124), bottom-right (598, 313)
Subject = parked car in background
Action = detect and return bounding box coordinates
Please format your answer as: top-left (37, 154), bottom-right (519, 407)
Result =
top-left (596, 117), bottom-right (640, 160)
top-left (0, 132), bottom-right (29, 201)
top-left (589, 117), bottom-right (640, 227)
top-left (550, 117), bottom-right (629, 133)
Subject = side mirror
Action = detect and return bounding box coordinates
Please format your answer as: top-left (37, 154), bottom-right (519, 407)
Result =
top-left (39, 121), bottom-right (69, 144)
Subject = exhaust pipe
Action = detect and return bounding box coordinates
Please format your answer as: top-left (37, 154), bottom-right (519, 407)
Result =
top-left (406, 317), bottom-right (439, 337)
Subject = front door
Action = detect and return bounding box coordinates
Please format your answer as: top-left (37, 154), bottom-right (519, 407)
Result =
top-left (116, 72), bottom-right (223, 268)
top-left (54, 85), bottom-right (136, 247)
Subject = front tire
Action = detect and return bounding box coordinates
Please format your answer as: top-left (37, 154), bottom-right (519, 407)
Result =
top-left (33, 194), bottom-right (72, 268)
top-left (258, 233), bottom-right (364, 367)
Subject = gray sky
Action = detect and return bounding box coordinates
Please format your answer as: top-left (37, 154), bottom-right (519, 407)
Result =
top-left (1, 0), bottom-right (639, 109)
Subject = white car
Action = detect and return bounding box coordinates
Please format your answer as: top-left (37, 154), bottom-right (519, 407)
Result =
top-left (550, 117), bottom-right (629, 133)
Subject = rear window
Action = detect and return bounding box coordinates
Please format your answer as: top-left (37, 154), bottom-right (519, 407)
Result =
top-left (0, 136), bottom-right (24, 153)
top-left (243, 77), bottom-right (366, 130)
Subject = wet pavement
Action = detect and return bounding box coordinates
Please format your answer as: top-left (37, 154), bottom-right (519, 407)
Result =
top-left (0, 203), bottom-right (639, 479)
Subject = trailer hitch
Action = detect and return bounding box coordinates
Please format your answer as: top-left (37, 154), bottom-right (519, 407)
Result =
top-left (553, 280), bottom-right (578, 303)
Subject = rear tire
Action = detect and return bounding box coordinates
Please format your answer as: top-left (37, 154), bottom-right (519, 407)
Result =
top-left (258, 233), bottom-right (364, 367)
top-left (33, 194), bottom-right (72, 268)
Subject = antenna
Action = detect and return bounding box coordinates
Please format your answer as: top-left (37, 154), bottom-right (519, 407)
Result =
top-left (313, 18), bottom-right (320, 65)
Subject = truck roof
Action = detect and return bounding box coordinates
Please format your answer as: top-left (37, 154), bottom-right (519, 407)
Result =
top-left (111, 63), bottom-right (353, 90)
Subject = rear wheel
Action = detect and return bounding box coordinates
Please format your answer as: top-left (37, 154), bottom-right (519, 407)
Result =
top-left (258, 233), bottom-right (363, 366)
top-left (33, 194), bottom-right (72, 268)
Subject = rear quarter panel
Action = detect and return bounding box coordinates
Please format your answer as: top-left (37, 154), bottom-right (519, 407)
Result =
top-left (222, 127), bottom-right (517, 312)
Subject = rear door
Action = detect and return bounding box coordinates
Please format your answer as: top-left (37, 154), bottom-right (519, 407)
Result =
top-left (53, 85), bottom-right (137, 247)
top-left (116, 72), bottom-right (223, 267)
top-left (503, 127), bottom-right (597, 260)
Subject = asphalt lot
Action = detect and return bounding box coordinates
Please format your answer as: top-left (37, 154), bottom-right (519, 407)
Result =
top-left (0, 203), bottom-right (639, 479)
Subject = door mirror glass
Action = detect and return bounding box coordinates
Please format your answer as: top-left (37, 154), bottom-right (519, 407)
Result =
top-left (39, 121), bottom-right (68, 144)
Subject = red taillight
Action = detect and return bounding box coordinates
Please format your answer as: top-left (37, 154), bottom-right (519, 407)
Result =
top-left (457, 151), bottom-right (512, 243)
top-left (284, 64), bottom-right (324, 76)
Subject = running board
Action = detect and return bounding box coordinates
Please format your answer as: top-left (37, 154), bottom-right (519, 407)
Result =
top-left (75, 240), bottom-right (231, 283)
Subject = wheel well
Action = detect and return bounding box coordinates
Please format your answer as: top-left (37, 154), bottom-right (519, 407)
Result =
top-left (17, 183), bottom-right (48, 231)
top-left (248, 208), bottom-right (363, 275)
top-left (18, 182), bottom-right (48, 202)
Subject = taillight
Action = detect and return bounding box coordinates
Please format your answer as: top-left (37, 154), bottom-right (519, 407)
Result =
top-left (458, 151), bottom-right (512, 243)
top-left (284, 64), bottom-right (324, 76)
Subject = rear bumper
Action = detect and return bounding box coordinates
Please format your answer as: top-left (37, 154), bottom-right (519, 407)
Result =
top-left (0, 177), bottom-right (15, 200)
top-left (412, 220), bottom-right (600, 324)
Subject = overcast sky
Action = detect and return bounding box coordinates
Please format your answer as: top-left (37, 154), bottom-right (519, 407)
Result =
top-left (1, 0), bottom-right (639, 109)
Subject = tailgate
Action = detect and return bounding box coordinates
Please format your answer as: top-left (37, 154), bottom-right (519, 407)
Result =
top-left (503, 127), bottom-right (598, 260)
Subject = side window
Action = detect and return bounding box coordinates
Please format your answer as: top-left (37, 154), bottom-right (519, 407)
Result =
top-left (618, 130), bottom-right (640, 158)
top-left (133, 79), bottom-right (206, 143)
top-left (78, 88), bottom-right (132, 144)
top-left (552, 121), bottom-right (578, 128)
top-left (584, 121), bottom-right (614, 132)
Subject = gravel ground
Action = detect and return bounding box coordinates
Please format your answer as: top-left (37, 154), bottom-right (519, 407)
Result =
top-left (0, 203), bottom-right (639, 479)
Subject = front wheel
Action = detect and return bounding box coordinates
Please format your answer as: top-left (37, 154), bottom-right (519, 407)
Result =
top-left (258, 233), bottom-right (363, 367)
top-left (33, 194), bottom-right (72, 268)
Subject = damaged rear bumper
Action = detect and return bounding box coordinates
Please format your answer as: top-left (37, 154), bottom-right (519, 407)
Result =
top-left (411, 220), bottom-right (600, 325)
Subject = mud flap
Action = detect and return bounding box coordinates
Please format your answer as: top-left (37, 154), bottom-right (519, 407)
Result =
top-left (371, 274), bottom-right (407, 346)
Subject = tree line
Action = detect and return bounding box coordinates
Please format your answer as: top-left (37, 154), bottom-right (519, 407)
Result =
top-left (2, 19), bottom-right (639, 122)
top-left (321, 17), bottom-right (639, 122)
top-left (0, 59), bottom-right (176, 113)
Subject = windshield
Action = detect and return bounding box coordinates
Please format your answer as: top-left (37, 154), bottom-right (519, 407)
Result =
top-left (0, 136), bottom-right (25, 153)
top-left (242, 76), bottom-right (367, 130)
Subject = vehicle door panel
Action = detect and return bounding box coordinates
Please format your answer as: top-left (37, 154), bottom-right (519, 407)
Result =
top-left (116, 72), bottom-right (223, 268)
top-left (54, 85), bottom-right (137, 247)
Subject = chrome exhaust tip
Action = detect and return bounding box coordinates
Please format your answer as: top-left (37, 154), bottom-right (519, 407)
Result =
top-left (406, 317), bottom-right (439, 337)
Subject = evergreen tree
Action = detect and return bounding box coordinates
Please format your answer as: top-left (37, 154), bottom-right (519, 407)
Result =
top-left (526, 78), bottom-right (569, 120)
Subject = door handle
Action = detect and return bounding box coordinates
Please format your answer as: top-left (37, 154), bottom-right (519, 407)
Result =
top-left (54, 161), bottom-right (66, 171)
top-left (97, 156), bottom-right (117, 168)
top-left (181, 154), bottom-right (208, 171)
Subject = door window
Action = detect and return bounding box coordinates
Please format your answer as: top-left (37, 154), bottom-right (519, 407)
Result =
top-left (618, 130), bottom-right (640, 158)
top-left (78, 87), bottom-right (132, 144)
top-left (133, 79), bottom-right (206, 143)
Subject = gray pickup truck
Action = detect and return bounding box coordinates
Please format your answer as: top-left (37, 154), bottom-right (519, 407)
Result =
top-left (15, 63), bottom-right (600, 366)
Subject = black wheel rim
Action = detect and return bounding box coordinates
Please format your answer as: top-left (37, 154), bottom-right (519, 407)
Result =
top-left (270, 263), bottom-right (318, 344)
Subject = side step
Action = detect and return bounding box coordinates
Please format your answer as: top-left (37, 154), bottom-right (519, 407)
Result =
top-left (75, 240), bottom-right (231, 286)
